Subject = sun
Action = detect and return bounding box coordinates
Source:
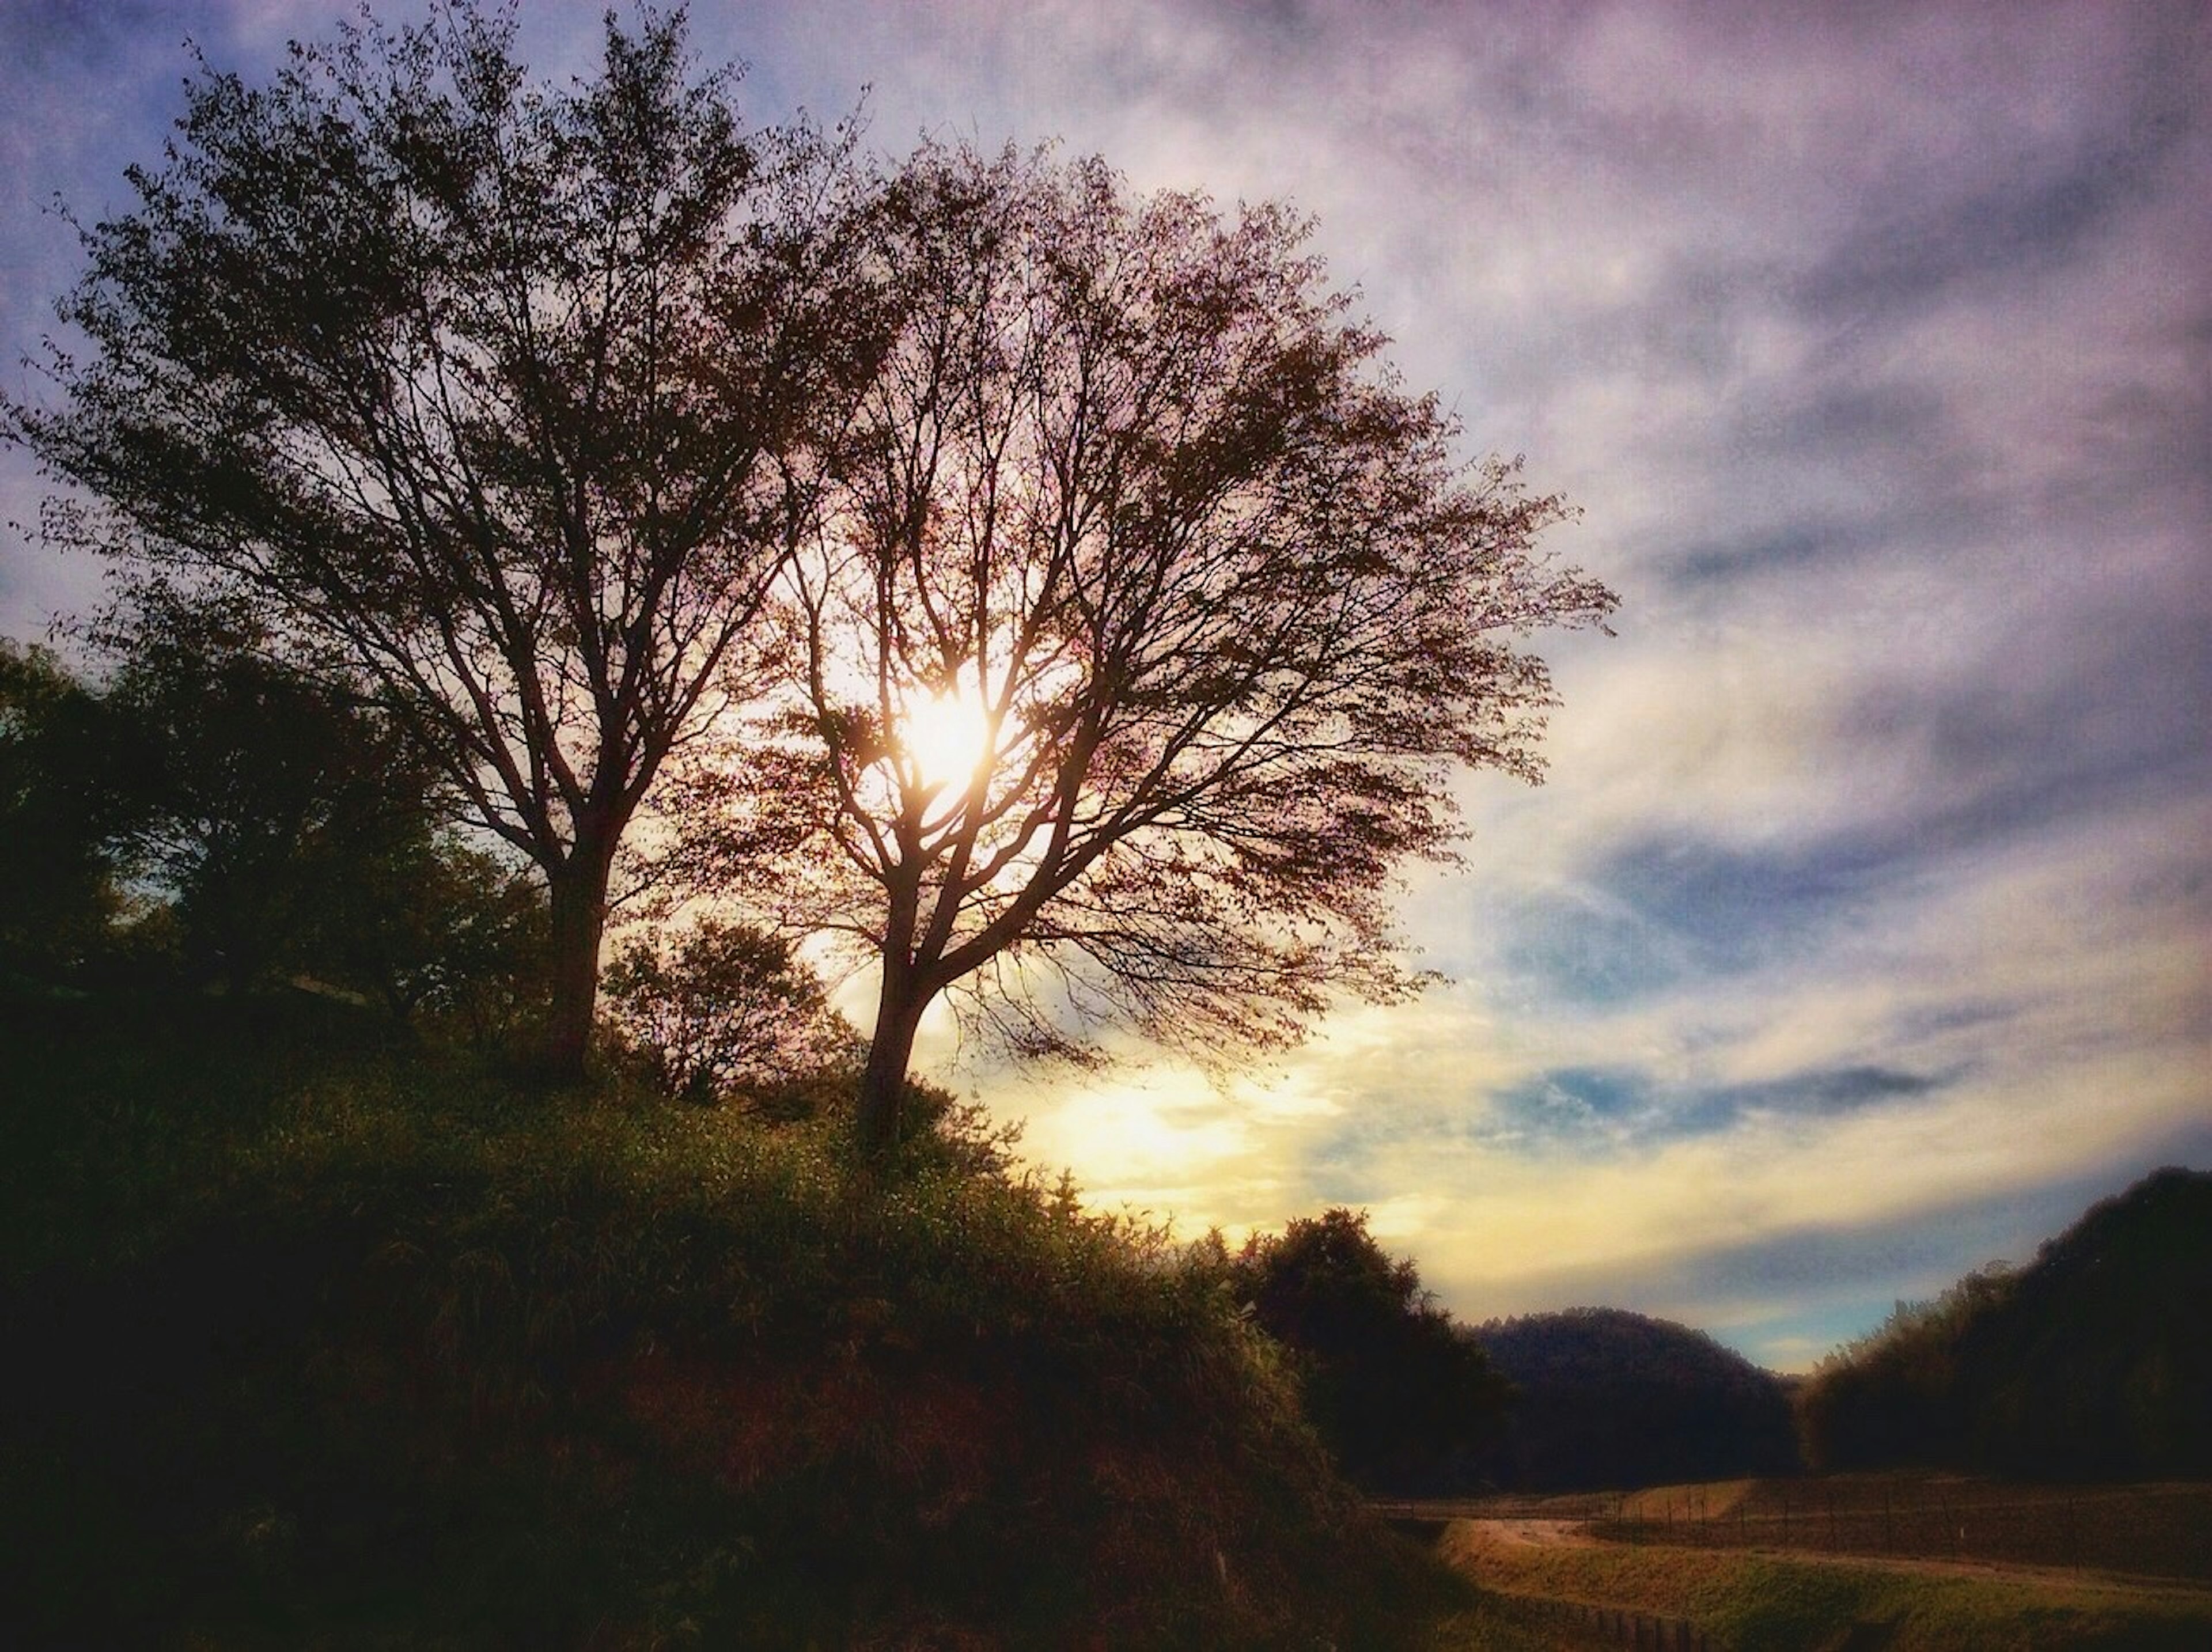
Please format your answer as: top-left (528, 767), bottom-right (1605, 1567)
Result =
top-left (900, 684), bottom-right (995, 793)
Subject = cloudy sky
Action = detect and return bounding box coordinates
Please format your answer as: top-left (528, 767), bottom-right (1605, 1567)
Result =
top-left (5, 0), bottom-right (2207, 1370)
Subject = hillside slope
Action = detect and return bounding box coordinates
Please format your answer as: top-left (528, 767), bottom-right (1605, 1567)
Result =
top-left (0, 995), bottom-right (1459, 1649)
top-left (1471, 1306), bottom-right (1800, 1491)
top-left (1800, 1165), bottom-right (2212, 1477)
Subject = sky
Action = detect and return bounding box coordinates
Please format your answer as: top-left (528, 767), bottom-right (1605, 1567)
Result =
top-left (3, 0), bottom-right (2207, 1371)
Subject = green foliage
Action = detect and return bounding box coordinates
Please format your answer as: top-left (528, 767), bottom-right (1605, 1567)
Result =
top-left (0, 1011), bottom-right (1463, 1649)
top-left (0, 622), bottom-right (548, 1031)
top-left (7, 0), bottom-right (888, 1075)
top-left (1796, 1168), bottom-right (2212, 1479)
top-left (1234, 1207), bottom-right (1512, 1494)
top-left (601, 918), bottom-right (858, 1104)
top-left (1471, 1307), bottom-right (1801, 1491)
top-left (1794, 1269), bottom-right (2012, 1473)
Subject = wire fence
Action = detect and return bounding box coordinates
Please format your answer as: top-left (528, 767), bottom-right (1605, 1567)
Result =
top-left (1579, 1480), bottom-right (2212, 1581)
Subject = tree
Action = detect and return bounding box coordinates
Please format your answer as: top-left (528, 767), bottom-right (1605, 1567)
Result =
top-left (1234, 1208), bottom-right (1510, 1492)
top-left (6, 2), bottom-right (883, 1077)
top-left (1471, 1309), bottom-right (1800, 1491)
top-left (602, 917), bottom-right (855, 1102)
top-left (96, 600), bottom-right (450, 996)
top-left (2, 613), bottom-right (548, 1022)
top-left (715, 145), bottom-right (1615, 1160)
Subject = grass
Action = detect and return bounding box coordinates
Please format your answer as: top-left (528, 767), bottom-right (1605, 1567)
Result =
top-left (1595, 1472), bottom-right (2212, 1582)
top-left (1434, 1518), bottom-right (2212, 1651)
top-left (1, 988), bottom-right (1505, 1649)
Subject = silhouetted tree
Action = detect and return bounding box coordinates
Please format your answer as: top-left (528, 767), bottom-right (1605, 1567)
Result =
top-left (2, 612), bottom-right (547, 1026)
top-left (603, 918), bottom-right (855, 1102)
top-left (705, 144), bottom-right (1614, 1160)
top-left (7, 2), bottom-right (883, 1077)
top-left (1796, 1168), bottom-right (2212, 1479)
top-left (1235, 1208), bottom-right (1509, 1492)
top-left (97, 603), bottom-right (448, 996)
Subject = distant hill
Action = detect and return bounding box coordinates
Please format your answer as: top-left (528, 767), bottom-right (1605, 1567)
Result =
top-left (1798, 1165), bottom-right (2212, 1479)
top-left (1469, 1306), bottom-right (1801, 1491)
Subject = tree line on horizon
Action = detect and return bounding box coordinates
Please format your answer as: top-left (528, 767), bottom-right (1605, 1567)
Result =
top-left (1796, 1166), bottom-right (2212, 1483)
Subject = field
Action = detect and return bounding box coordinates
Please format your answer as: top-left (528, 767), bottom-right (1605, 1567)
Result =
top-left (1402, 1476), bottom-right (2212, 1651)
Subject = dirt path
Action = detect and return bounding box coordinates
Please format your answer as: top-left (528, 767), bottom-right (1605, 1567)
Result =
top-left (1444, 1514), bottom-right (2212, 1600)
top-left (1474, 1518), bottom-right (1600, 1549)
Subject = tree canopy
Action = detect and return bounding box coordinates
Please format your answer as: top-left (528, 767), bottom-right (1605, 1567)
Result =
top-left (6, 1), bottom-right (882, 1076)
top-left (1796, 1167), bottom-right (2212, 1479)
top-left (1, 615), bottom-right (546, 1028)
top-left (1470, 1307), bottom-right (1800, 1491)
top-left (704, 143), bottom-right (1615, 1157)
top-left (0, 641), bottom-right (123, 981)
top-left (1234, 1207), bottom-right (1510, 1493)
top-left (10, 6), bottom-right (1612, 1139)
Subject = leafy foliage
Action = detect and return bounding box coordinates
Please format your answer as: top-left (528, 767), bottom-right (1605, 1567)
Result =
top-left (0, 640), bottom-right (128, 982)
top-left (702, 141), bottom-right (1615, 1155)
top-left (602, 918), bottom-right (858, 1103)
top-left (6, 1), bottom-right (884, 1073)
top-left (1468, 1306), bottom-right (1801, 1491)
top-left (0, 623), bottom-right (546, 1031)
top-left (1233, 1207), bottom-right (1511, 1493)
top-left (1797, 1167), bottom-right (2212, 1479)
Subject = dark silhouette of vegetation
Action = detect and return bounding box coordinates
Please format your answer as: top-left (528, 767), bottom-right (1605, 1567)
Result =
top-left (601, 917), bottom-right (857, 1104)
top-left (5, 2), bottom-right (884, 1079)
top-left (690, 141), bottom-right (1614, 1161)
top-left (1, 623), bottom-right (547, 1031)
top-left (1, 641), bottom-right (127, 982)
top-left (1233, 1207), bottom-right (1512, 1494)
top-left (0, 6), bottom-right (1628, 1638)
top-left (1798, 1167), bottom-right (2212, 1480)
top-left (8, 0), bottom-right (1611, 1127)
top-left (0, 997), bottom-right (1471, 1650)
top-left (1469, 1307), bottom-right (1801, 1491)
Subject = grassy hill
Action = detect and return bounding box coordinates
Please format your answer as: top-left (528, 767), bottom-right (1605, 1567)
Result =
top-left (0, 992), bottom-right (1472, 1650)
top-left (1470, 1307), bottom-right (1801, 1491)
top-left (1798, 1166), bottom-right (2212, 1478)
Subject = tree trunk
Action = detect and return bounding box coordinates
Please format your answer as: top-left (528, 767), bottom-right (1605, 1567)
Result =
top-left (543, 833), bottom-right (616, 1085)
top-left (854, 965), bottom-right (927, 1165)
